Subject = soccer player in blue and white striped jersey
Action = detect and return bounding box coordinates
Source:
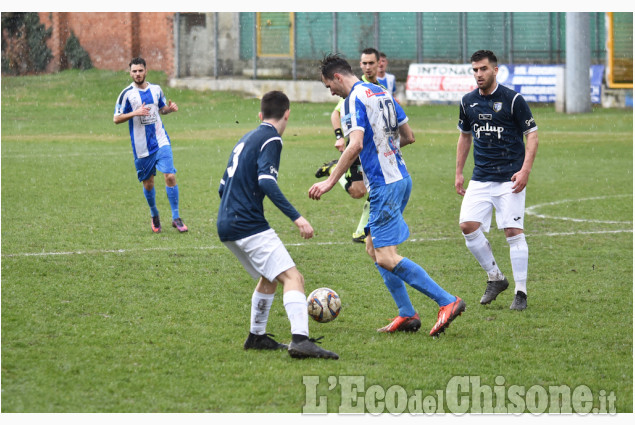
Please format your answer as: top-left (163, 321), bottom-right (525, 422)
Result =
top-left (114, 57), bottom-right (187, 233)
top-left (311, 54), bottom-right (465, 337)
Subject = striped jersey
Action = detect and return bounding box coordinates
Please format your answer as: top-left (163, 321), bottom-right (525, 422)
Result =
top-left (458, 84), bottom-right (538, 182)
top-left (114, 82), bottom-right (171, 159)
top-left (378, 72), bottom-right (397, 97)
top-left (340, 81), bottom-right (409, 191)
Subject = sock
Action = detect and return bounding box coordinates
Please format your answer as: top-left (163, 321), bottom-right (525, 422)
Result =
top-left (143, 187), bottom-right (159, 217)
top-left (283, 290), bottom-right (309, 337)
top-left (392, 258), bottom-right (456, 307)
top-left (165, 185), bottom-right (180, 220)
top-left (507, 234), bottom-right (528, 295)
top-left (250, 291), bottom-right (275, 335)
top-left (355, 199), bottom-right (370, 235)
top-left (375, 263), bottom-right (416, 317)
top-left (464, 228), bottom-right (504, 281)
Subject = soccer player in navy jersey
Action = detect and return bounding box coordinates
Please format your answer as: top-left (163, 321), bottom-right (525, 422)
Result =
top-left (114, 57), bottom-right (188, 233)
top-left (455, 50), bottom-right (539, 311)
top-left (311, 54), bottom-right (465, 337)
top-left (217, 91), bottom-right (338, 359)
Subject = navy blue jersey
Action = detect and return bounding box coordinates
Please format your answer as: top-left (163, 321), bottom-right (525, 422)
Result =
top-left (458, 84), bottom-right (538, 182)
top-left (217, 123), bottom-right (300, 242)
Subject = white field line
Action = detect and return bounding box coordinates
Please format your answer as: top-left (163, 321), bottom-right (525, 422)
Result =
top-left (525, 194), bottom-right (633, 224)
top-left (2, 229), bottom-right (632, 258)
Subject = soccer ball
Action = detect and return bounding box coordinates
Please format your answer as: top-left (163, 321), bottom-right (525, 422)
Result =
top-left (307, 287), bottom-right (341, 323)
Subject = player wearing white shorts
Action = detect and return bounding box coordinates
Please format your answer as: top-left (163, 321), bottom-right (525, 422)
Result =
top-left (217, 91), bottom-right (338, 359)
top-left (455, 50), bottom-right (539, 311)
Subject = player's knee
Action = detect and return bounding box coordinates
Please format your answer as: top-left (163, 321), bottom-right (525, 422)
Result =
top-left (460, 221), bottom-right (480, 235)
top-left (347, 182), bottom-right (366, 199)
top-left (165, 173), bottom-right (176, 187)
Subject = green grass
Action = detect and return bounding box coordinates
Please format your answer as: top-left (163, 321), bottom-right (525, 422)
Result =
top-left (1, 69), bottom-right (632, 413)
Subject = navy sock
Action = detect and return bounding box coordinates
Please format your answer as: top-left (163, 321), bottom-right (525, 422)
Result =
top-left (392, 258), bottom-right (456, 306)
top-left (375, 263), bottom-right (416, 317)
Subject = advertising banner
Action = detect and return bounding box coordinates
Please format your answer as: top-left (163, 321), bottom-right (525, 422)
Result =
top-left (406, 63), bottom-right (604, 104)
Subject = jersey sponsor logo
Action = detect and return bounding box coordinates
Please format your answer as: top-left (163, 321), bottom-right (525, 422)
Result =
top-left (269, 166), bottom-right (279, 177)
top-left (479, 114), bottom-right (492, 121)
top-left (525, 117), bottom-right (535, 128)
top-left (493, 102), bottom-right (503, 112)
top-left (365, 88), bottom-right (386, 98)
top-left (473, 122), bottom-right (505, 139)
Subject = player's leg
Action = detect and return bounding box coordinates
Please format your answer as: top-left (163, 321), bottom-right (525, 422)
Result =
top-left (460, 181), bottom-right (508, 304)
top-left (496, 184), bottom-right (528, 310)
top-left (365, 235), bottom-right (420, 332)
top-left (136, 154), bottom-right (161, 232)
top-left (243, 276), bottom-right (288, 350)
top-left (156, 145), bottom-right (188, 232)
top-left (347, 159), bottom-right (369, 243)
top-left (276, 267), bottom-right (338, 359)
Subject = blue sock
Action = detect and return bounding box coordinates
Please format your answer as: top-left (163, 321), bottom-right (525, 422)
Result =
top-left (165, 185), bottom-right (179, 220)
top-left (375, 263), bottom-right (416, 317)
top-left (392, 258), bottom-right (456, 307)
top-left (143, 187), bottom-right (159, 217)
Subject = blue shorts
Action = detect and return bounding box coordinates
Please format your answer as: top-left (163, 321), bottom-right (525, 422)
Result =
top-left (366, 176), bottom-right (412, 248)
top-left (134, 145), bottom-right (177, 182)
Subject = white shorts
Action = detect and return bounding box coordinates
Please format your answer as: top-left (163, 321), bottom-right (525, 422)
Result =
top-left (459, 180), bottom-right (526, 232)
top-left (223, 228), bottom-right (296, 283)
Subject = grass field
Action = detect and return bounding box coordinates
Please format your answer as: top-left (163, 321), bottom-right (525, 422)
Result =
top-left (1, 69), bottom-right (632, 414)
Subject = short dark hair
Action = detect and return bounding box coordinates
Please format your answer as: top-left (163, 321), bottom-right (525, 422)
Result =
top-left (379, 52), bottom-right (387, 59)
top-left (261, 91), bottom-right (289, 120)
top-left (470, 50), bottom-right (497, 66)
top-left (319, 53), bottom-right (354, 80)
top-left (361, 47), bottom-right (380, 61)
top-left (129, 57), bottom-right (146, 68)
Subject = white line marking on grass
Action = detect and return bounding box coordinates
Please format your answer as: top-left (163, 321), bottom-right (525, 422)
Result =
top-left (3, 229), bottom-right (632, 258)
top-left (525, 194), bottom-right (632, 224)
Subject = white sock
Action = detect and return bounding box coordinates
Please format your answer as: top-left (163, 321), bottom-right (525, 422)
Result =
top-left (250, 291), bottom-right (275, 335)
top-left (507, 234), bottom-right (528, 295)
top-left (464, 228), bottom-right (504, 281)
top-left (283, 290), bottom-right (309, 337)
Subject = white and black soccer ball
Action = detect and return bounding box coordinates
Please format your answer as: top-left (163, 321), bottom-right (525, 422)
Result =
top-left (307, 287), bottom-right (341, 323)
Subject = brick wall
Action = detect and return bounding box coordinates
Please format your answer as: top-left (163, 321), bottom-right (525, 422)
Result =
top-left (39, 12), bottom-right (175, 76)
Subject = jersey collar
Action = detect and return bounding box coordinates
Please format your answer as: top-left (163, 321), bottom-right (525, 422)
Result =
top-left (479, 83), bottom-right (499, 97)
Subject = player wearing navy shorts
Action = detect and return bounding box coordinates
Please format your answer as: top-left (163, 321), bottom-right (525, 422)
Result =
top-left (455, 50), bottom-right (539, 311)
top-left (217, 91), bottom-right (338, 359)
top-left (114, 57), bottom-right (188, 233)
top-left (311, 54), bottom-right (465, 337)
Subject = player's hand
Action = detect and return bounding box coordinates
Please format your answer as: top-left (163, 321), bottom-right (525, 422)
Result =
top-left (167, 100), bottom-right (178, 112)
top-left (334, 137), bottom-right (345, 152)
top-left (308, 180), bottom-right (334, 200)
top-left (455, 174), bottom-right (466, 196)
top-left (136, 102), bottom-right (151, 116)
top-left (511, 169), bottom-right (530, 193)
top-left (294, 216), bottom-right (314, 239)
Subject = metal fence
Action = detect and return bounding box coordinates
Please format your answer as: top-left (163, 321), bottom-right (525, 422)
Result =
top-left (176, 12), bottom-right (610, 80)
